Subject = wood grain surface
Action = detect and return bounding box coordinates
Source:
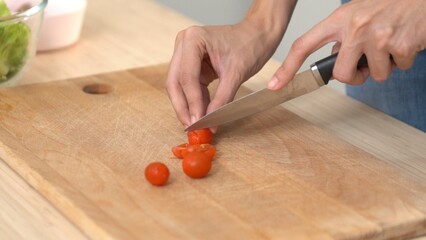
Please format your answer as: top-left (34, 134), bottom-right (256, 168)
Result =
top-left (0, 65), bottom-right (425, 239)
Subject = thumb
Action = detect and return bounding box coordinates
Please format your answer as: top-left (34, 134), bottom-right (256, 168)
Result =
top-left (206, 75), bottom-right (242, 133)
top-left (207, 80), bottom-right (241, 113)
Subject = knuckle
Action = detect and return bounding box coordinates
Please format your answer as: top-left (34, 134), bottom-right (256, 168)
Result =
top-left (370, 71), bottom-right (388, 82)
top-left (183, 25), bottom-right (205, 39)
top-left (332, 69), bottom-right (351, 83)
top-left (372, 28), bottom-right (393, 50)
top-left (373, 27), bottom-right (393, 41)
top-left (175, 26), bottom-right (205, 45)
top-left (291, 37), bottom-right (308, 53)
top-left (350, 13), bottom-right (370, 30)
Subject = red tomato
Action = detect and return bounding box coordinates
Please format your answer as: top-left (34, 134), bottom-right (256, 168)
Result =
top-left (172, 143), bottom-right (188, 159)
top-left (182, 144), bottom-right (216, 161)
top-left (145, 162), bottom-right (170, 186)
top-left (188, 128), bottom-right (213, 145)
top-left (182, 152), bottom-right (212, 179)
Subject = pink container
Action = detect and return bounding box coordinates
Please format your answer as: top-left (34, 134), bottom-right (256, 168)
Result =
top-left (37, 0), bottom-right (87, 51)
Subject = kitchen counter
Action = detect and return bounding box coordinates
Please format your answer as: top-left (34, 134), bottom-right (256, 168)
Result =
top-left (1, 0), bottom-right (425, 239)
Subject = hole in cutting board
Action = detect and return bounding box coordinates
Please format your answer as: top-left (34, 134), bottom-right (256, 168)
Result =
top-left (83, 83), bottom-right (113, 94)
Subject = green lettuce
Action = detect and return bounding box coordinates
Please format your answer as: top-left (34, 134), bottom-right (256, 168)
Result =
top-left (0, 0), bottom-right (10, 16)
top-left (0, 0), bottom-right (31, 82)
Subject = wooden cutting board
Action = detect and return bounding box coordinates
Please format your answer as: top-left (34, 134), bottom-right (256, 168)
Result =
top-left (0, 64), bottom-right (424, 240)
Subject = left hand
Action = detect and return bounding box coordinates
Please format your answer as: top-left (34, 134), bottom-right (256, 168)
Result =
top-left (268, 0), bottom-right (426, 89)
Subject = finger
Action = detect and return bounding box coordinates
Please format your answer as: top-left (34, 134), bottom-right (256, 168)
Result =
top-left (166, 34), bottom-right (191, 127)
top-left (390, 48), bottom-right (417, 70)
top-left (207, 74), bottom-right (241, 114)
top-left (179, 32), bottom-right (207, 124)
top-left (327, 42), bottom-right (342, 80)
top-left (268, 19), bottom-right (338, 90)
top-left (365, 49), bottom-right (392, 82)
top-left (331, 42), bottom-right (341, 54)
top-left (197, 83), bottom-right (216, 133)
top-left (206, 73), bottom-right (243, 133)
top-left (199, 57), bottom-right (218, 86)
top-left (392, 54), bottom-right (416, 70)
top-left (166, 82), bottom-right (191, 127)
top-left (332, 44), bottom-right (367, 85)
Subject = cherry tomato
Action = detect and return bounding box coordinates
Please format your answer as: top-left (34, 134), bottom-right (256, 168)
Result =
top-left (182, 152), bottom-right (211, 179)
top-left (145, 162), bottom-right (170, 186)
top-left (188, 128), bottom-right (213, 145)
top-left (182, 144), bottom-right (216, 161)
top-left (172, 143), bottom-right (188, 159)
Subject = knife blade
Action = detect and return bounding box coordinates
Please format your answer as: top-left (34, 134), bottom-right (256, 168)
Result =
top-left (185, 53), bottom-right (368, 131)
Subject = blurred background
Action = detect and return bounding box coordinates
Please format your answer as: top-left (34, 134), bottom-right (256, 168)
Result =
top-left (154, 0), bottom-right (344, 92)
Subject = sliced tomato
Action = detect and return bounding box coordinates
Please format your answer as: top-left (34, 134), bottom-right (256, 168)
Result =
top-left (182, 144), bottom-right (216, 161)
top-left (172, 143), bottom-right (188, 159)
top-left (188, 128), bottom-right (213, 145)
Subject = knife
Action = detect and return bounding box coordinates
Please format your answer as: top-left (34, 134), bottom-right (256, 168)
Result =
top-left (185, 53), bottom-right (368, 131)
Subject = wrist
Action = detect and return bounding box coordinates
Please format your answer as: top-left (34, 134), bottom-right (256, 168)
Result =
top-left (243, 0), bottom-right (297, 45)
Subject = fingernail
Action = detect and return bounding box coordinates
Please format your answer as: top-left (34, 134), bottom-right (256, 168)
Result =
top-left (268, 76), bottom-right (278, 89)
top-left (210, 127), bottom-right (218, 134)
top-left (190, 115), bottom-right (197, 124)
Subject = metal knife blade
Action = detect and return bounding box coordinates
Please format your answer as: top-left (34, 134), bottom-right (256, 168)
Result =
top-left (185, 53), bottom-right (368, 131)
top-left (185, 68), bottom-right (324, 131)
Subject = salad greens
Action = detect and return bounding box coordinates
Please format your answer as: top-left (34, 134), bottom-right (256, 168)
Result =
top-left (0, 0), bottom-right (31, 82)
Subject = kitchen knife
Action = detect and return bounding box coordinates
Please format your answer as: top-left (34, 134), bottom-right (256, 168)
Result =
top-left (185, 53), bottom-right (368, 131)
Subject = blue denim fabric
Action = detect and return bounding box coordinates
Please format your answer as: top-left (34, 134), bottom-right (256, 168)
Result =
top-left (340, 0), bottom-right (426, 131)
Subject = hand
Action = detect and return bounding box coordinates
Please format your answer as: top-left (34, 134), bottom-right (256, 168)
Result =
top-left (166, 24), bottom-right (275, 128)
top-left (268, 0), bottom-right (426, 90)
top-left (166, 0), bottom-right (297, 129)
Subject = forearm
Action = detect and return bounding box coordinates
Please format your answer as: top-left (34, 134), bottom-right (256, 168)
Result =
top-left (243, 0), bottom-right (297, 47)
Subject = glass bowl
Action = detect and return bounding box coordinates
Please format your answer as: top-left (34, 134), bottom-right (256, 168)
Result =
top-left (0, 0), bottom-right (47, 87)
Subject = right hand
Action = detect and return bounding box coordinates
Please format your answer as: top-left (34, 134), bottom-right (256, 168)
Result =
top-left (166, 22), bottom-right (282, 129)
top-left (268, 0), bottom-right (426, 90)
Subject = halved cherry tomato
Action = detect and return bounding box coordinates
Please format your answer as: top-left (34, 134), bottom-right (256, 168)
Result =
top-left (182, 144), bottom-right (216, 161)
top-left (145, 162), bottom-right (170, 186)
top-left (182, 152), bottom-right (211, 179)
top-left (188, 128), bottom-right (213, 145)
top-left (172, 143), bottom-right (188, 159)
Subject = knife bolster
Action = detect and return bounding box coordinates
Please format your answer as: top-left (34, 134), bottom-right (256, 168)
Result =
top-left (310, 64), bottom-right (327, 86)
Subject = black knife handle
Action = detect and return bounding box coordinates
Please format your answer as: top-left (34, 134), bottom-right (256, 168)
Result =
top-left (311, 53), bottom-right (369, 85)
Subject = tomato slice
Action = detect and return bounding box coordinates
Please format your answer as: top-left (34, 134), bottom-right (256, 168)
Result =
top-left (182, 152), bottom-right (212, 179)
top-left (188, 128), bottom-right (213, 145)
top-left (172, 143), bottom-right (189, 159)
top-left (182, 144), bottom-right (216, 161)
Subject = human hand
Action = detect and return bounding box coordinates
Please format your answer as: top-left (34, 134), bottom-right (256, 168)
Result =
top-left (268, 0), bottom-right (426, 90)
top-left (166, 0), bottom-right (297, 129)
top-left (166, 23), bottom-right (281, 128)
